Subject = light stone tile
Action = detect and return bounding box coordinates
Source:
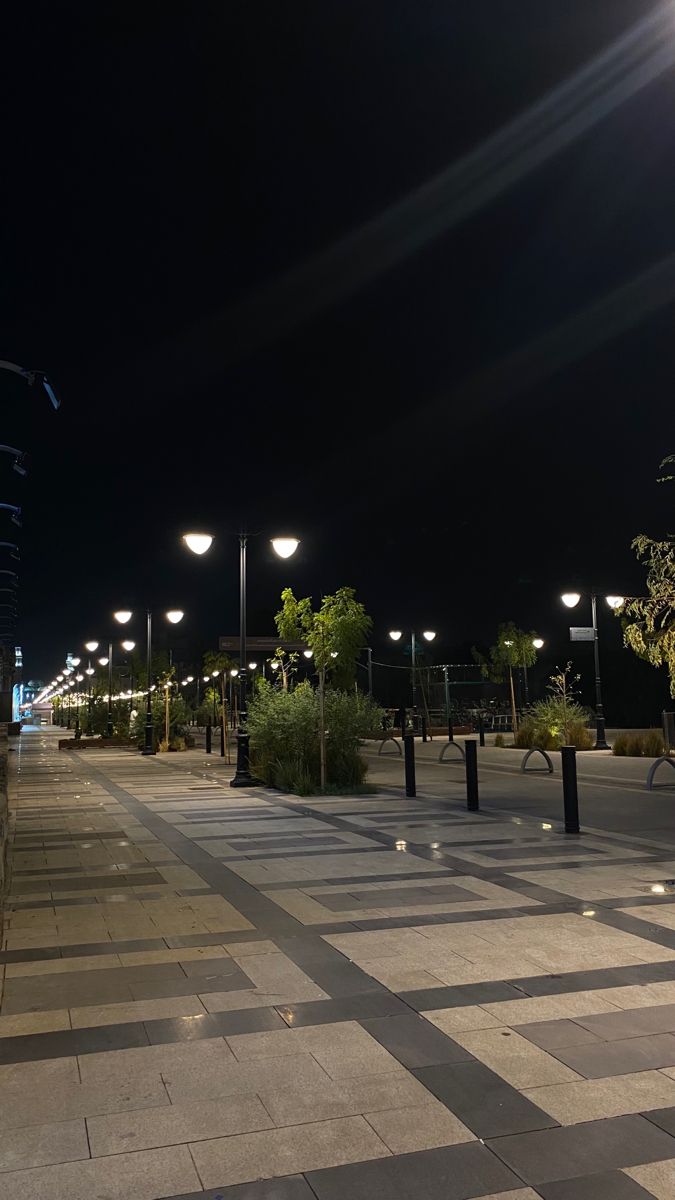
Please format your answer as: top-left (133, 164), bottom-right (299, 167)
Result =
top-left (425, 1006), bottom-right (504, 1034)
top-left (594, 981), bottom-right (675, 1009)
top-left (0, 1118), bottom-right (88, 1172)
top-left (0, 1144), bottom-right (201, 1200)
top-left (221, 939), bottom-right (279, 956)
top-left (70, 995), bottom-right (207, 1028)
top-left (0, 1056), bottom-right (79, 1091)
top-left (117, 946), bottom-right (230, 967)
top-left (78, 1037), bottom-right (234, 1084)
top-left (87, 1094), bottom-right (271, 1156)
top-left (0, 1010), bottom-right (71, 1038)
top-left (0, 1078), bottom-right (170, 1132)
top-left (5, 954), bottom-right (122, 978)
top-left (452, 1028), bottom-right (582, 1089)
top-left (227, 1022), bottom-right (405, 1080)
top-left (481, 990), bottom-right (624, 1025)
top-left (189, 1115), bottom-right (390, 1187)
top-left (364, 1102), bottom-right (475, 1153)
top-left (524, 1069), bottom-right (675, 1124)
top-left (260, 1071), bottom-right (434, 1127)
top-left (471, 1193), bottom-right (541, 1200)
top-left (625, 1158), bottom-right (675, 1199)
top-left (231, 953), bottom-right (324, 996)
top-left (164, 1052), bottom-right (333, 1103)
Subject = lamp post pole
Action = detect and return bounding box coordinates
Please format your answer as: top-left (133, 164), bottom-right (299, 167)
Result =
top-left (106, 641), bottom-right (113, 737)
top-left (590, 591), bottom-right (610, 751)
top-left (231, 532), bottom-right (253, 787)
top-left (143, 609), bottom-right (154, 756)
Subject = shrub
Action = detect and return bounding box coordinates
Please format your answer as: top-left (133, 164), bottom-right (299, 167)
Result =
top-left (566, 719), bottom-right (594, 750)
top-left (612, 730), bottom-right (666, 757)
top-left (247, 679), bottom-right (384, 793)
top-left (494, 733), bottom-right (505, 747)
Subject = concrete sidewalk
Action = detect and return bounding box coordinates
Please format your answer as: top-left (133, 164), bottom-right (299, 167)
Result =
top-left (3, 727), bottom-right (675, 1197)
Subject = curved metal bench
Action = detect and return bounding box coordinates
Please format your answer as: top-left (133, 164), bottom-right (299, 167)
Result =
top-left (520, 747), bottom-right (554, 774)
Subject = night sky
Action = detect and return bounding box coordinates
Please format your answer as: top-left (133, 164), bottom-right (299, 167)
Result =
top-left (2, 0), bottom-right (673, 721)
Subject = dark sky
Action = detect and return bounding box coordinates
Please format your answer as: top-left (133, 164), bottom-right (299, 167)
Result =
top-left (2, 0), bottom-right (673, 720)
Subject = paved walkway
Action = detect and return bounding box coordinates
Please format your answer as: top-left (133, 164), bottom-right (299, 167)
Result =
top-left (3, 731), bottom-right (675, 1197)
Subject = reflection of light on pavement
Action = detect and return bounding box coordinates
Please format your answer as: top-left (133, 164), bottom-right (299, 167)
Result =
top-left (652, 884), bottom-right (666, 894)
top-left (542, 823), bottom-right (552, 830)
top-left (395, 840), bottom-right (407, 851)
top-left (582, 909), bottom-right (596, 918)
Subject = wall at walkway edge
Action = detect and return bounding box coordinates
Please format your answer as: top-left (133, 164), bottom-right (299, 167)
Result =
top-left (0, 725), bottom-right (9, 938)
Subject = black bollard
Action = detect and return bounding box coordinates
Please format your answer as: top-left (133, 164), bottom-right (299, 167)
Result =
top-left (478, 714), bottom-right (485, 748)
top-left (465, 738), bottom-right (479, 811)
top-left (561, 745), bottom-right (580, 834)
top-left (220, 722), bottom-right (225, 757)
top-left (404, 734), bottom-right (416, 797)
top-left (400, 706), bottom-right (407, 739)
top-left (448, 717), bottom-right (454, 743)
top-left (421, 716), bottom-right (428, 744)
top-left (205, 723), bottom-right (212, 754)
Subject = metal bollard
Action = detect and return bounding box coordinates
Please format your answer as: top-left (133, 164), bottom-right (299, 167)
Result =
top-left (478, 714), bottom-right (485, 747)
top-left (205, 723), bottom-right (212, 754)
top-left (404, 734), bottom-right (416, 797)
top-left (400, 706), bottom-right (407, 739)
top-left (220, 722), bottom-right (225, 757)
top-left (561, 745), bottom-right (580, 834)
top-left (465, 738), bottom-right (479, 811)
top-left (448, 718), bottom-right (454, 743)
top-left (421, 716), bottom-right (428, 744)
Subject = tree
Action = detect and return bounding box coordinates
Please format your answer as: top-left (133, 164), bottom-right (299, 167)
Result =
top-left (620, 455), bottom-right (675, 698)
top-left (473, 622), bottom-right (541, 735)
top-left (275, 586), bottom-right (372, 789)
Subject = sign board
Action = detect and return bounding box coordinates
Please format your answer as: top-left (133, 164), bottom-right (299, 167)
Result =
top-left (570, 626), bottom-right (595, 642)
top-left (219, 636), bottom-right (307, 654)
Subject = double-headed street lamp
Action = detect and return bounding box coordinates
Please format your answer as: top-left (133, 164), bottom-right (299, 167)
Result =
top-left (113, 608), bottom-right (184, 754)
top-left (89, 636), bottom-right (136, 737)
top-left (182, 531), bottom-right (299, 786)
top-left (561, 591), bottom-right (624, 750)
top-left (389, 629), bottom-right (436, 713)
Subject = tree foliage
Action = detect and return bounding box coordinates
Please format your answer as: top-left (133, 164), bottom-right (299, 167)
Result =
top-left (622, 534), bottom-right (675, 697)
top-left (275, 586), bottom-right (371, 689)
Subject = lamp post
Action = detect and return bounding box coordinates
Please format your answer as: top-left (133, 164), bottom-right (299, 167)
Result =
top-left (561, 591), bottom-right (624, 750)
top-left (182, 531), bottom-right (299, 787)
top-left (388, 629), bottom-right (436, 714)
top-left (525, 637), bottom-right (545, 707)
top-left (114, 609), bottom-right (183, 754)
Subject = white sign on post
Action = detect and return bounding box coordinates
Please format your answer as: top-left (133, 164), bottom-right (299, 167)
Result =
top-left (570, 627), bottom-right (595, 642)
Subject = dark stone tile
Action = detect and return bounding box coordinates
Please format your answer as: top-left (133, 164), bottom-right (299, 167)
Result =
top-left (361, 1014), bottom-right (474, 1068)
top-left (399, 981), bottom-right (524, 1011)
top-left (145, 1007), bottom-right (286, 1043)
top-left (60, 938), bottom-right (166, 957)
top-left (514, 1019), bottom-right (602, 1050)
top-left (644, 1106), bottom-right (675, 1137)
top-left (299, 962), bottom-right (387, 998)
top-left (555, 1032), bottom-right (675, 1078)
top-left (0, 1021), bottom-right (149, 1064)
top-left (272, 936), bottom-right (338, 964)
top-left (163, 932), bottom-right (248, 949)
top-left (575, 1004), bottom-right (675, 1041)
top-left (414, 1061), bottom-right (558, 1138)
top-left (277, 991), bottom-right (410, 1027)
top-left (489, 1115), bottom-right (675, 1184)
top-left (167, 1176), bottom-right (316, 1200)
top-left (537, 1170), bottom-right (657, 1199)
top-left (0, 946), bottom-right (62, 965)
top-left (306, 1143), bottom-right (521, 1200)
top-left (484, 845), bottom-right (603, 860)
top-left (508, 964), bottom-right (668, 997)
top-left (129, 969), bottom-right (251, 1001)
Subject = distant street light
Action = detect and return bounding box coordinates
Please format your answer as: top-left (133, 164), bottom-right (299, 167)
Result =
top-left (559, 590), bottom-right (623, 749)
top-left (182, 529), bottom-right (300, 786)
top-left (388, 628), bottom-right (436, 713)
top-left (113, 609), bottom-right (184, 754)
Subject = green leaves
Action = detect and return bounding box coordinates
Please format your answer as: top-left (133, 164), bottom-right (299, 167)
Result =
top-left (275, 585), bottom-right (372, 689)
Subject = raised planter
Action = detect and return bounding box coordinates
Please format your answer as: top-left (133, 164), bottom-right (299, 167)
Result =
top-left (59, 738), bottom-right (139, 751)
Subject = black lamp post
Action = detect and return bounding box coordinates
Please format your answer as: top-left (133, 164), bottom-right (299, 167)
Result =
top-left (182, 531), bottom-right (299, 787)
top-left (561, 591), bottom-right (624, 750)
top-left (388, 628), bottom-right (437, 713)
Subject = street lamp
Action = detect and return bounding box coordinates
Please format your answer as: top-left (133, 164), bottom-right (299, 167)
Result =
top-left (388, 628), bottom-right (436, 713)
top-left (182, 530), bottom-right (300, 787)
top-left (114, 609), bottom-right (184, 755)
top-left (559, 591), bottom-right (624, 749)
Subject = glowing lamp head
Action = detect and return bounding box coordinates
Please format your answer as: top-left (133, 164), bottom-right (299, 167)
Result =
top-left (114, 610), bottom-right (133, 624)
top-left (98, 656), bottom-right (109, 666)
top-left (606, 595), bottom-right (624, 610)
top-left (532, 637), bottom-right (544, 649)
top-left (182, 532), bottom-right (213, 556)
top-left (211, 670), bottom-right (219, 678)
top-left (271, 537), bottom-right (299, 559)
top-left (85, 641), bottom-right (99, 652)
top-left (75, 673), bottom-right (84, 682)
top-left (56, 674), bottom-right (63, 682)
top-left (71, 657), bottom-right (81, 666)
top-left (203, 675), bottom-right (210, 682)
top-left (85, 667), bottom-right (94, 676)
top-left (230, 668), bottom-right (239, 677)
top-left (186, 675), bottom-right (194, 682)
top-left (389, 630), bottom-right (403, 642)
top-left (248, 662), bottom-right (257, 670)
top-left (561, 593), bottom-right (581, 609)
top-left (166, 610), bottom-right (184, 624)
top-left (303, 649), bottom-right (313, 659)
top-left (422, 630), bottom-right (436, 642)
top-left (121, 640), bottom-right (135, 652)
top-left (270, 660), bottom-right (280, 670)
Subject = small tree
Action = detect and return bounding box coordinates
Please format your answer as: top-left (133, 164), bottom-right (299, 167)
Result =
top-left (275, 586), bottom-right (372, 789)
top-left (474, 622), bottom-right (541, 735)
top-left (622, 535), bottom-right (675, 698)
